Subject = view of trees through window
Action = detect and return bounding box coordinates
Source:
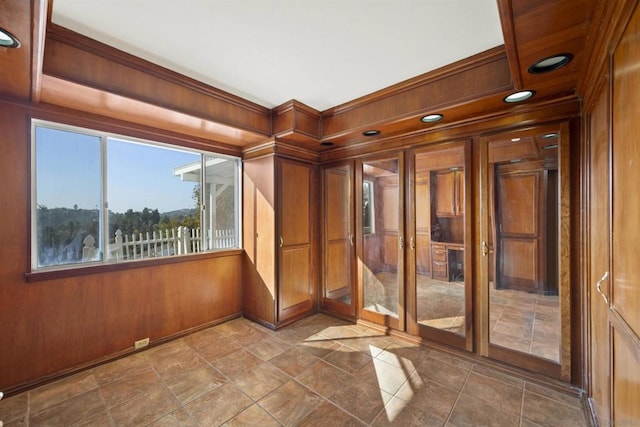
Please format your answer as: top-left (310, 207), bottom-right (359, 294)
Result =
top-left (33, 121), bottom-right (240, 270)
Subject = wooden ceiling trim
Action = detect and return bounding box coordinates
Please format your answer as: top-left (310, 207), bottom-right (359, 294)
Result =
top-left (321, 47), bottom-right (513, 139)
top-left (272, 99), bottom-right (322, 145)
top-left (43, 24), bottom-right (272, 136)
top-left (496, 0), bottom-right (523, 89)
top-left (39, 74), bottom-right (267, 148)
top-left (319, 96), bottom-right (580, 163)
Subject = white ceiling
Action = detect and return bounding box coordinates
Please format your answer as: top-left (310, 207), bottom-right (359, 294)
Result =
top-left (51, 0), bottom-right (504, 111)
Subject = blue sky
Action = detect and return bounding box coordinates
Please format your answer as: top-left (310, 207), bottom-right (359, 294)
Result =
top-left (36, 127), bottom-right (200, 213)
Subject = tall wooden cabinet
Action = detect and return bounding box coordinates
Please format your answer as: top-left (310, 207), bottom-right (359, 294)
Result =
top-left (243, 151), bottom-right (317, 328)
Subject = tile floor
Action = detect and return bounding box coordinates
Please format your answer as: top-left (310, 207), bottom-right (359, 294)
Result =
top-left (0, 314), bottom-right (587, 427)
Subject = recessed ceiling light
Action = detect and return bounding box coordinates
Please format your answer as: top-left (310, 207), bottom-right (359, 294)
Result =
top-left (362, 130), bottom-right (380, 137)
top-left (528, 53), bottom-right (573, 74)
top-left (541, 132), bottom-right (558, 139)
top-left (542, 144), bottom-right (558, 150)
top-left (504, 90), bottom-right (535, 103)
top-left (511, 138), bottom-right (521, 142)
top-left (0, 27), bottom-right (20, 48)
top-left (420, 114), bottom-right (443, 123)
top-left (320, 141), bottom-right (334, 147)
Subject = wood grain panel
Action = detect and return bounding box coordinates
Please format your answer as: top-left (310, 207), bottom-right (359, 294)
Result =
top-left (612, 7), bottom-right (640, 339)
top-left (280, 160), bottom-right (311, 246)
top-left (272, 100), bottom-right (322, 144)
top-left (280, 247), bottom-right (311, 309)
top-left (326, 168), bottom-right (350, 241)
top-left (612, 324), bottom-right (640, 423)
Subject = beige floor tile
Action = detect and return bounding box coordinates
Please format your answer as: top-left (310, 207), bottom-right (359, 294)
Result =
top-left (92, 353), bottom-right (150, 386)
top-left (329, 379), bottom-right (392, 424)
top-left (296, 360), bottom-right (351, 398)
top-left (356, 358), bottom-right (414, 395)
top-left (184, 382), bottom-right (252, 426)
top-left (232, 362), bottom-right (289, 400)
top-left (165, 365), bottom-right (228, 405)
top-left (375, 342), bottom-right (431, 369)
top-left (224, 404), bottom-right (280, 427)
top-left (72, 410), bottom-right (113, 427)
top-left (109, 385), bottom-right (179, 427)
top-left (29, 371), bottom-right (99, 414)
top-left (324, 347), bottom-right (372, 374)
top-left (269, 346), bottom-right (319, 377)
top-left (447, 393), bottom-right (520, 427)
top-left (0, 392), bottom-right (28, 424)
top-left (522, 390), bottom-right (587, 427)
top-left (212, 349), bottom-right (264, 380)
top-left (298, 401), bottom-right (365, 426)
top-left (395, 372), bottom-right (459, 419)
top-left (461, 372), bottom-right (523, 415)
top-left (416, 357), bottom-right (470, 392)
top-left (259, 380), bottom-right (323, 425)
top-left (148, 408), bottom-right (196, 427)
top-left (373, 396), bottom-right (447, 427)
top-left (245, 335), bottom-right (292, 360)
top-left (100, 367), bottom-right (162, 408)
top-left (29, 389), bottom-right (105, 427)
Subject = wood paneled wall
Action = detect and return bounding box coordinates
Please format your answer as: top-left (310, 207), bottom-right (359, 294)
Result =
top-left (0, 101), bottom-right (244, 394)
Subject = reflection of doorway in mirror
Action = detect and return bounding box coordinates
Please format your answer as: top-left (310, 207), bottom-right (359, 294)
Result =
top-left (487, 132), bottom-right (561, 363)
top-left (362, 180), bottom-right (375, 235)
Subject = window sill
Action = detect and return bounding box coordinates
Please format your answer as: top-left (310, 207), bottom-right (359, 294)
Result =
top-left (24, 249), bottom-right (243, 283)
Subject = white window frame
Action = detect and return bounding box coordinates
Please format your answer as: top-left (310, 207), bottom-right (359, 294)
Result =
top-left (31, 119), bottom-right (242, 272)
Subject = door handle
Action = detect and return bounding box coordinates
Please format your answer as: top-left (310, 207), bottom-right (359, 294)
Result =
top-left (349, 233), bottom-right (354, 246)
top-left (399, 237), bottom-right (404, 249)
top-left (481, 241), bottom-right (488, 257)
top-left (596, 271), bottom-right (609, 304)
top-left (279, 236), bottom-right (284, 248)
top-left (410, 237), bottom-right (415, 250)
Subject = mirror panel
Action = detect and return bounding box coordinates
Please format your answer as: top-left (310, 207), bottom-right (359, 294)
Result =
top-left (362, 157), bottom-right (400, 318)
top-left (414, 145), bottom-right (466, 336)
top-left (487, 131), bottom-right (561, 362)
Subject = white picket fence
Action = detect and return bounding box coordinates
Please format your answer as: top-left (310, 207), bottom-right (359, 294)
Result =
top-left (82, 227), bottom-right (235, 261)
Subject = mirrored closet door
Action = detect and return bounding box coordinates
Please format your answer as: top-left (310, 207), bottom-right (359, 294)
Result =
top-left (407, 140), bottom-right (472, 351)
top-left (358, 154), bottom-right (405, 330)
top-left (480, 124), bottom-right (571, 380)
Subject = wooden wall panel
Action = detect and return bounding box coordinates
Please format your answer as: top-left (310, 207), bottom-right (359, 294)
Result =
top-left (0, 102), bottom-right (243, 394)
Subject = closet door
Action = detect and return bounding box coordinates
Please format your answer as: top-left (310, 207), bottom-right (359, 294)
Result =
top-left (610, 11), bottom-right (640, 422)
top-left (407, 141), bottom-right (472, 350)
top-left (278, 158), bottom-right (316, 323)
top-left (481, 125), bottom-right (571, 380)
top-left (321, 162), bottom-right (355, 318)
top-left (358, 154), bottom-right (404, 330)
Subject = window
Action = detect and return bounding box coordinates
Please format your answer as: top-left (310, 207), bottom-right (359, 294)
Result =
top-left (31, 120), bottom-right (241, 271)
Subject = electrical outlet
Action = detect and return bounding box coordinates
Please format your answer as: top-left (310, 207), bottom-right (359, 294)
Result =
top-left (134, 338), bottom-right (150, 350)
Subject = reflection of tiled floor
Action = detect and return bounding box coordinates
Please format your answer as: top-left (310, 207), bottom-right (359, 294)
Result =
top-left (490, 285), bottom-right (561, 362)
top-left (0, 314), bottom-right (586, 426)
top-left (416, 275), bottom-right (465, 335)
